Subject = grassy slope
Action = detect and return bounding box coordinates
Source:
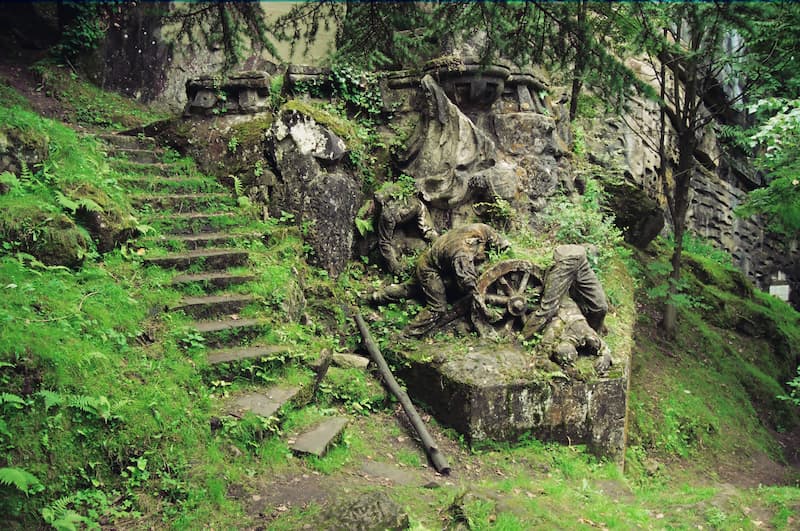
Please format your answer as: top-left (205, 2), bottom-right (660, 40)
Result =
top-left (0, 67), bottom-right (798, 530)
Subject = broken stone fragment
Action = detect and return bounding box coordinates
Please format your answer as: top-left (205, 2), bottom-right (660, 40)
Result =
top-left (332, 353), bottom-right (370, 369)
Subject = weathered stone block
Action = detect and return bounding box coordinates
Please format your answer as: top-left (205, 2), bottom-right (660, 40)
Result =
top-left (191, 88), bottom-right (217, 110)
top-left (238, 88), bottom-right (266, 113)
top-left (493, 112), bottom-right (558, 156)
top-left (387, 341), bottom-right (629, 460)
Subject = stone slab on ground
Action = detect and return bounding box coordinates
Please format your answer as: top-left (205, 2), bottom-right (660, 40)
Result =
top-left (290, 416), bottom-right (349, 457)
top-left (318, 491), bottom-right (409, 531)
top-left (208, 345), bottom-right (288, 364)
top-left (227, 387), bottom-right (300, 419)
top-left (359, 461), bottom-right (417, 486)
top-left (388, 339), bottom-right (630, 460)
top-left (332, 353), bottom-right (370, 369)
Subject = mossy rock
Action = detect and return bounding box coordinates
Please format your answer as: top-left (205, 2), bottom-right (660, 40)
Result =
top-left (0, 203), bottom-right (89, 267)
top-left (684, 253), bottom-right (753, 299)
top-left (0, 122), bottom-right (49, 177)
top-left (229, 115), bottom-right (275, 147)
top-left (64, 182), bottom-right (137, 252)
top-left (281, 99), bottom-right (363, 151)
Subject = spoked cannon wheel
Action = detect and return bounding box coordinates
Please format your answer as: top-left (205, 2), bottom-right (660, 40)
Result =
top-left (474, 259), bottom-right (544, 335)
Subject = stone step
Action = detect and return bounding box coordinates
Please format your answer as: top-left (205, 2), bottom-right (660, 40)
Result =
top-left (191, 317), bottom-right (270, 346)
top-left (143, 248), bottom-right (249, 270)
top-left (207, 345), bottom-right (289, 365)
top-left (110, 147), bottom-right (162, 164)
top-left (290, 417), bottom-right (349, 457)
top-left (131, 192), bottom-right (234, 211)
top-left (147, 231), bottom-right (259, 250)
top-left (143, 211), bottom-right (238, 234)
top-left (98, 133), bottom-right (155, 149)
top-left (226, 386), bottom-right (300, 419)
top-left (171, 293), bottom-right (257, 319)
top-left (110, 160), bottom-right (185, 176)
top-left (120, 176), bottom-right (225, 194)
top-left (171, 271), bottom-right (255, 289)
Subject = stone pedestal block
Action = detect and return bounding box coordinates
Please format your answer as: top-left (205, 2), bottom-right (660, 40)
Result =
top-left (388, 341), bottom-right (629, 460)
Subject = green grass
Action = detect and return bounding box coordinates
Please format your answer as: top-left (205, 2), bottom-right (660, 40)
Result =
top-left (31, 61), bottom-right (168, 130)
top-left (2, 58), bottom-right (799, 530)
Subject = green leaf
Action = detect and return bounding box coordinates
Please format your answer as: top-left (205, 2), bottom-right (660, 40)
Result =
top-left (0, 467), bottom-right (44, 495)
top-left (0, 392), bottom-right (27, 409)
top-left (55, 191), bottom-right (80, 213)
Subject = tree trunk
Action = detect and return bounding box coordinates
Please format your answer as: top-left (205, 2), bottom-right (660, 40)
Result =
top-left (568, 0), bottom-right (587, 122)
top-left (662, 136), bottom-right (695, 338)
top-left (662, 219), bottom-right (684, 337)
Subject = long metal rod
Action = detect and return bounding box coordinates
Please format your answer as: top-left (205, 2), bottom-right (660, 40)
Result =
top-left (353, 311), bottom-right (451, 475)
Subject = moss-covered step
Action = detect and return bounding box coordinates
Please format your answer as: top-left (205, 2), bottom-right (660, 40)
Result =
top-left (142, 211), bottom-right (239, 234)
top-left (143, 248), bottom-right (249, 270)
top-left (191, 317), bottom-right (271, 347)
top-left (171, 293), bottom-right (257, 319)
top-left (110, 160), bottom-right (186, 176)
top-left (98, 133), bottom-right (156, 149)
top-left (385, 338), bottom-right (630, 460)
top-left (130, 192), bottom-right (234, 211)
top-left (171, 271), bottom-right (255, 289)
top-left (119, 176), bottom-right (225, 194)
top-left (207, 345), bottom-right (289, 364)
top-left (141, 231), bottom-right (260, 250)
top-left (108, 147), bottom-right (163, 164)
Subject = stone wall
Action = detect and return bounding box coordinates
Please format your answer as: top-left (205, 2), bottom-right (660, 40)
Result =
top-left (586, 92), bottom-right (797, 295)
top-left (82, 3), bottom-right (336, 112)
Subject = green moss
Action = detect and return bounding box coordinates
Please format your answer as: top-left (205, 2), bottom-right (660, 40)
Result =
top-left (319, 366), bottom-right (387, 413)
top-left (684, 252), bottom-right (753, 299)
top-left (0, 200), bottom-right (89, 266)
top-left (0, 81), bottom-right (33, 110)
top-left (282, 99), bottom-right (363, 150)
top-left (228, 115), bottom-right (274, 147)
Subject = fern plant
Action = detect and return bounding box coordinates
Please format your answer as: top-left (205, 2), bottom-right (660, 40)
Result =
top-left (0, 467), bottom-right (44, 495)
top-left (55, 191), bottom-right (104, 214)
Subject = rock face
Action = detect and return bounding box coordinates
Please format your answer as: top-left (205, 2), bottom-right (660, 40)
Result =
top-left (601, 178), bottom-right (665, 248)
top-left (267, 111), bottom-right (361, 276)
top-left (389, 341), bottom-right (629, 460)
top-left (587, 95), bottom-right (798, 295)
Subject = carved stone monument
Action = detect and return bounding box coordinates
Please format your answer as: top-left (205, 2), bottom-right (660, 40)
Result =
top-left (366, 66), bottom-right (629, 459)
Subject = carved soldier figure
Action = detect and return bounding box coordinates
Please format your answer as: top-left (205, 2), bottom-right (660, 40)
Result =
top-left (374, 183), bottom-right (439, 274)
top-left (538, 297), bottom-right (612, 377)
top-left (369, 223), bottom-right (510, 333)
top-left (522, 244), bottom-right (608, 338)
top-left (415, 223), bottom-right (510, 315)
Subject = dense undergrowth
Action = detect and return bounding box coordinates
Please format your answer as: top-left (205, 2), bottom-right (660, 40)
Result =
top-left (0, 66), bottom-right (798, 530)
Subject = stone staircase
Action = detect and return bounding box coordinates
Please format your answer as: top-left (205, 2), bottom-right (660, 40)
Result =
top-left (101, 133), bottom-right (348, 457)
